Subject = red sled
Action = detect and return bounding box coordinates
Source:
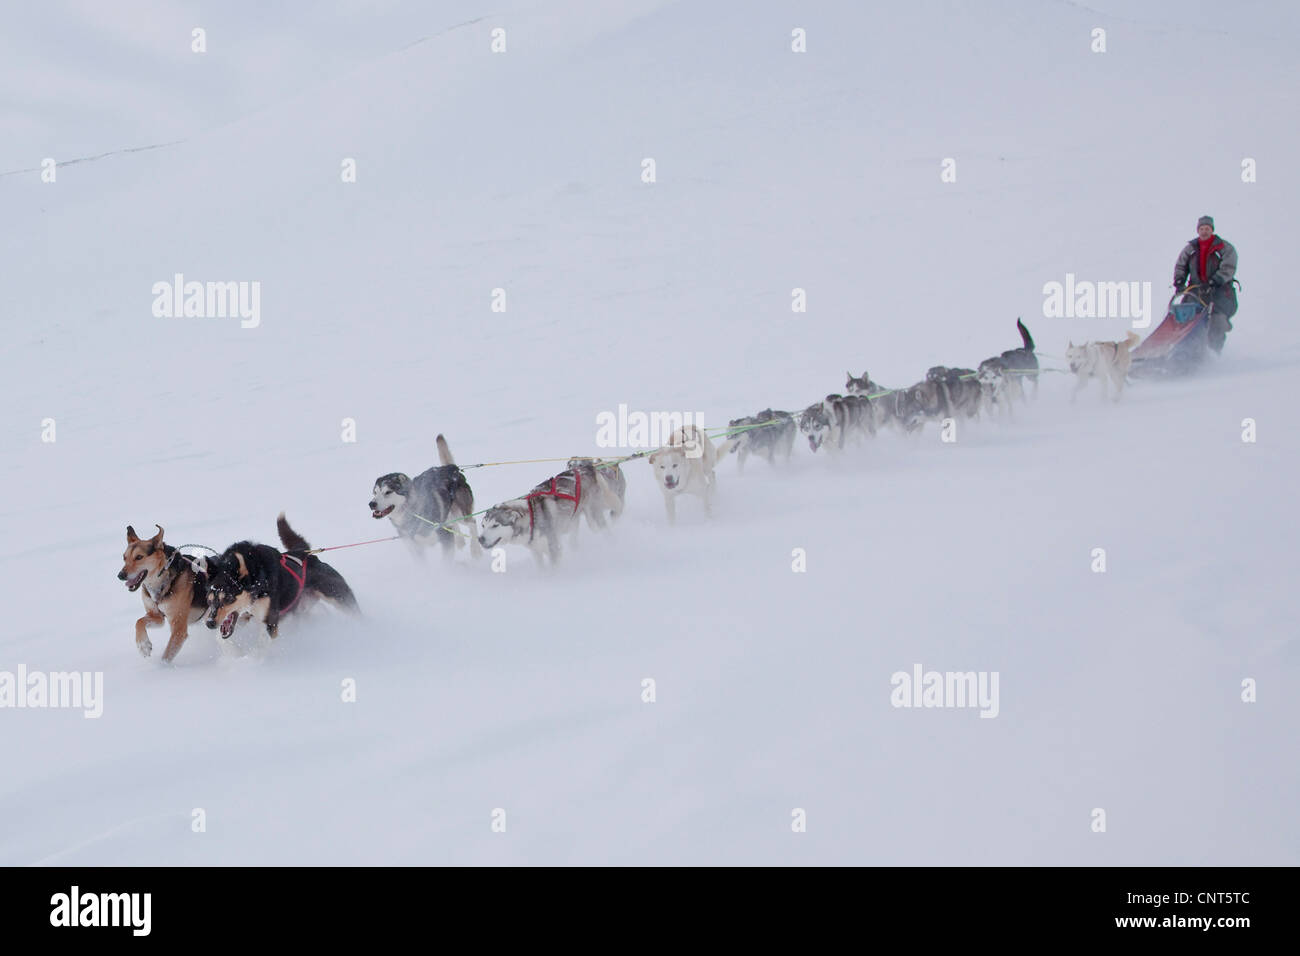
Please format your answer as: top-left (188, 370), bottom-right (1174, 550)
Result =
top-left (1130, 288), bottom-right (1212, 377)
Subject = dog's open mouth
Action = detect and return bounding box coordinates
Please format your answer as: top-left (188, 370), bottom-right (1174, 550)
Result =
top-left (372, 505), bottom-right (394, 519)
top-left (125, 570), bottom-right (148, 591)
top-left (663, 476), bottom-right (679, 489)
top-left (219, 611), bottom-right (238, 638)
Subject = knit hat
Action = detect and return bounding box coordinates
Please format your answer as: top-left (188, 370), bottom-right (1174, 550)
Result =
top-left (1197, 215), bottom-right (1214, 229)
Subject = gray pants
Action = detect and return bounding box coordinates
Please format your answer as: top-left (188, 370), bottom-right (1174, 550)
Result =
top-left (1206, 284), bottom-right (1238, 353)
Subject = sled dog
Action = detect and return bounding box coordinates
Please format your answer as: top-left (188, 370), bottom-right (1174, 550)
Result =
top-left (648, 424), bottom-right (717, 523)
top-left (998, 319), bottom-right (1039, 399)
top-left (799, 395), bottom-right (873, 452)
top-left (478, 464), bottom-right (604, 566)
top-left (567, 457), bottom-right (628, 528)
top-left (846, 372), bottom-right (898, 430)
top-left (927, 366), bottom-right (983, 421)
top-left (1066, 332), bottom-right (1140, 402)
top-left (895, 380), bottom-right (948, 432)
top-left (118, 524), bottom-right (211, 662)
top-left (370, 434), bottom-right (480, 559)
top-left (201, 514), bottom-right (360, 640)
top-left (717, 408), bottom-right (796, 472)
top-left (977, 356), bottom-right (1024, 416)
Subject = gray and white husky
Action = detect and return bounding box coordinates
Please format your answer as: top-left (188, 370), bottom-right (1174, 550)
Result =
top-left (798, 394), bottom-right (874, 452)
top-left (845, 372), bottom-right (898, 431)
top-left (479, 462), bottom-right (621, 566)
top-left (369, 434), bottom-right (481, 559)
top-left (567, 457), bottom-right (628, 529)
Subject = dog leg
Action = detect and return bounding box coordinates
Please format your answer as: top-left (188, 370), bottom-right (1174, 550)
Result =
top-left (135, 610), bottom-right (164, 658)
top-left (663, 493), bottom-right (677, 526)
top-left (160, 615), bottom-right (191, 663)
top-left (1070, 376), bottom-right (1087, 403)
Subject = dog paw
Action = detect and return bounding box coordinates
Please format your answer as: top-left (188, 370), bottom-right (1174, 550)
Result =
top-left (136, 636), bottom-right (152, 658)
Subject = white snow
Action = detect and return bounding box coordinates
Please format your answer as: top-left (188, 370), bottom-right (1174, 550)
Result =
top-left (1, 0), bottom-right (1296, 865)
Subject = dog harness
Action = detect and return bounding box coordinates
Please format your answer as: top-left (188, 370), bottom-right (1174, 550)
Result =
top-left (148, 546), bottom-right (185, 602)
top-left (525, 469), bottom-right (582, 538)
top-left (280, 553), bottom-right (307, 614)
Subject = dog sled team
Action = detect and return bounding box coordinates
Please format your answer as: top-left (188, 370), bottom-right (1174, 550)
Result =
top-left (116, 316), bottom-right (1149, 663)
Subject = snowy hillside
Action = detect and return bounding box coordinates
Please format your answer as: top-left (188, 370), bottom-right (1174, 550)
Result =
top-left (1, 0), bottom-right (1297, 865)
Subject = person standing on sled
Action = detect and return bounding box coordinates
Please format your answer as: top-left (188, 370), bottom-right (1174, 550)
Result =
top-left (1172, 215), bottom-right (1239, 353)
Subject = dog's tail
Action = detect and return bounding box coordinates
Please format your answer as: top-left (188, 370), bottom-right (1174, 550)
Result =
top-left (437, 434), bottom-right (455, 466)
top-left (276, 512), bottom-right (311, 553)
top-left (1122, 330), bottom-right (1140, 351)
top-left (1017, 317), bottom-right (1034, 351)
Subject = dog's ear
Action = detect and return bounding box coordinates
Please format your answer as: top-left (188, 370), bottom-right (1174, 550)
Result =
top-left (235, 552), bottom-right (250, 579)
top-left (126, 525), bottom-right (139, 543)
top-left (148, 525), bottom-right (164, 550)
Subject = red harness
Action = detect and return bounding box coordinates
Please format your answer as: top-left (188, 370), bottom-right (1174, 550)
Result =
top-left (280, 554), bottom-right (307, 613)
top-left (525, 470), bottom-right (581, 537)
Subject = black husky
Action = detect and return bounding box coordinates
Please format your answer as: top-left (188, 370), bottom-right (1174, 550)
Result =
top-left (998, 319), bottom-right (1038, 397)
top-left (202, 514), bottom-right (360, 640)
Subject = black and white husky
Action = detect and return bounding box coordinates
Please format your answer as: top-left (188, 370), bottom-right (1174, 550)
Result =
top-left (978, 319), bottom-right (1040, 414)
top-left (369, 434), bottom-right (481, 559)
top-left (717, 408), bottom-right (796, 472)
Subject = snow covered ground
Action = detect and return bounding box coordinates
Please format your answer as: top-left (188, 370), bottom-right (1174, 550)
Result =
top-left (2, 0), bottom-right (1296, 865)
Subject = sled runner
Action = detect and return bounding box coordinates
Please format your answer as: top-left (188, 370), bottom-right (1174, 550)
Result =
top-left (1130, 288), bottom-right (1212, 377)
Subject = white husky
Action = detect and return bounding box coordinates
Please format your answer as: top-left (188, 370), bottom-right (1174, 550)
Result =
top-left (647, 425), bottom-right (717, 524)
top-left (1066, 332), bottom-right (1140, 403)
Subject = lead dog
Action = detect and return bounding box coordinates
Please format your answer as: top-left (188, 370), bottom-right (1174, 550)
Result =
top-left (370, 434), bottom-right (480, 559)
top-left (717, 408), bottom-right (796, 472)
top-left (1066, 332), bottom-right (1140, 402)
top-left (202, 514), bottom-right (360, 640)
top-left (118, 524), bottom-right (211, 662)
top-left (648, 424), bottom-right (717, 523)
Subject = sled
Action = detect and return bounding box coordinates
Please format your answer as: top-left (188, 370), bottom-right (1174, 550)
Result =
top-left (1130, 287), bottom-right (1213, 378)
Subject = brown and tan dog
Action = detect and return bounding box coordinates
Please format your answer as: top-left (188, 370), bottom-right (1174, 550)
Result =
top-left (118, 525), bottom-right (210, 662)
